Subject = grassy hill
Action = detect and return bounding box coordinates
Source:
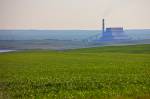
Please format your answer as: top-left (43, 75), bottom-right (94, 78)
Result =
top-left (0, 44), bottom-right (150, 98)
top-left (69, 44), bottom-right (150, 54)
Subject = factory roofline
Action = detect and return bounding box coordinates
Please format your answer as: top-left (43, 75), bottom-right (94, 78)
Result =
top-left (105, 27), bottom-right (124, 32)
top-left (106, 27), bottom-right (123, 29)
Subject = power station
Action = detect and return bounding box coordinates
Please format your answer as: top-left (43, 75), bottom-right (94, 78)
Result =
top-left (100, 19), bottom-right (130, 42)
top-left (86, 19), bottom-right (130, 42)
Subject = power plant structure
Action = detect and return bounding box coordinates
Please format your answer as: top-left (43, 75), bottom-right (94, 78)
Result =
top-left (86, 19), bottom-right (130, 42)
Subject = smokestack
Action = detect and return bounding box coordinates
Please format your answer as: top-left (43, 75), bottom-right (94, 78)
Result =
top-left (102, 19), bottom-right (105, 33)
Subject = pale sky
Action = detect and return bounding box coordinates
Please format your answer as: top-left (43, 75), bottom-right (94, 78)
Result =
top-left (0, 0), bottom-right (150, 29)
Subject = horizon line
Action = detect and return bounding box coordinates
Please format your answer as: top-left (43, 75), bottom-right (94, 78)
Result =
top-left (0, 28), bottom-right (150, 30)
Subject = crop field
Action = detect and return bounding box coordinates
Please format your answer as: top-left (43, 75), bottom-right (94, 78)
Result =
top-left (0, 44), bottom-right (150, 99)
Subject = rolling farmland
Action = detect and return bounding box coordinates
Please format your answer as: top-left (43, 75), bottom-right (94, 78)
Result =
top-left (0, 44), bottom-right (150, 98)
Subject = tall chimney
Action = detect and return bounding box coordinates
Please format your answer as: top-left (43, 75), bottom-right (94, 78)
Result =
top-left (102, 19), bottom-right (105, 33)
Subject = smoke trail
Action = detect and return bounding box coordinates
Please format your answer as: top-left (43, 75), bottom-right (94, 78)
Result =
top-left (102, 0), bottom-right (128, 18)
top-left (102, 0), bottom-right (113, 18)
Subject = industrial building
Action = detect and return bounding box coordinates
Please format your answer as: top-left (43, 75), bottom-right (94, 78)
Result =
top-left (84, 19), bottom-right (131, 42)
top-left (100, 19), bottom-right (130, 42)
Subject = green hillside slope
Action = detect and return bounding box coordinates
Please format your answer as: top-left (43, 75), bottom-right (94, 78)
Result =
top-left (69, 44), bottom-right (150, 54)
top-left (0, 44), bottom-right (150, 99)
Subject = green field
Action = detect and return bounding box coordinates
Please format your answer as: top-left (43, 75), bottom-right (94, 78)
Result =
top-left (0, 44), bottom-right (150, 99)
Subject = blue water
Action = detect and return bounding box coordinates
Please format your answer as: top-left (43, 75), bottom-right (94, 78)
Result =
top-left (0, 49), bottom-right (16, 53)
top-left (0, 29), bottom-right (150, 40)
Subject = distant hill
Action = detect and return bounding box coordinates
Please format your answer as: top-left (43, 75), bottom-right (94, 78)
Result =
top-left (0, 29), bottom-right (150, 40)
top-left (0, 29), bottom-right (150, 50)
top-left (69, 44), bottom-right (150, 54)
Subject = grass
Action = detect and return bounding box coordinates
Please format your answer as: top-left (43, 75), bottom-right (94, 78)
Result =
top-left (0, 44), bottom-right (150, 99)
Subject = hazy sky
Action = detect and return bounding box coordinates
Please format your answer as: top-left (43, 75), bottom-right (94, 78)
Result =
top-left (0, 0), bottom-right (150, 29)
